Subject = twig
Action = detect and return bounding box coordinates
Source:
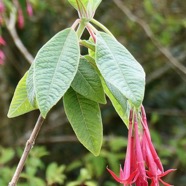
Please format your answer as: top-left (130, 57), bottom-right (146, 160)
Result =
top-left (5, 11), bottom-right (34, 64)
top-left (146, 50), bottom-right (186, 84)
top-left (9, 114), bottom-right (45, 186)
top-left (113, 0), bottom-right (186, 79)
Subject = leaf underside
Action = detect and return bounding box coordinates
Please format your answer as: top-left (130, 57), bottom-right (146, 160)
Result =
top-left (95, 31), bottom-right (145, 108)
top-left (63, 87), bottom-right (103, 156)
top-left (101, 77), bottom-right (130, 127)
top-left (28, 28), bottom-right (80, 118)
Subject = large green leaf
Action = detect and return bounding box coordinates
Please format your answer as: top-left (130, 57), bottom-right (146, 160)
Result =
top-left (7, 72), bottom-right (37, 118)
top-left (95, 32), bottom-right (145, 108)
top-left (101, 77), bottom-right (130, 127)
top-left (63, 88), bottom-right (103, 156)
top-left (71, 57), bottom-right (106, 104)
top-left (30, 28), bottom-right (80, 118)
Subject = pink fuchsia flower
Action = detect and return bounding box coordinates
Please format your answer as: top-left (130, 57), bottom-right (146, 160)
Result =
top-left (26, 0), bottom-right (33, 17)
top-left (140, 106), bottom-right (176, 185)
top-left (107, 106), bottom-right (175, 186)
top-left (18, 8), bottom-right (24, 29)
top-left (0, 50), bottom-right (5, 65)
top-left (107, 111), bottom-right (138, 185)
top-left (0, 0), bottom-right (5, 13)
top-left (0, 36), bottom-right (6, 45)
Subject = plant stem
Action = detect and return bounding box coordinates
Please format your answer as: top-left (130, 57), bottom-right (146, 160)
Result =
top-left (76, 19), bottom-right (86, 39)
top-left (90, 19), bottom-right (115, 37)
top-left (9, 114), bottom-right (45, 186)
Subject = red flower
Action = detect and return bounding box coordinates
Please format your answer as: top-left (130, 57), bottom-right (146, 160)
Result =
top-left (107, 106), bottom-right (175, 186)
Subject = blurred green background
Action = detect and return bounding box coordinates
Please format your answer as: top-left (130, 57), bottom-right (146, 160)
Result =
top-left (0, 0), bottom-right (186, 185)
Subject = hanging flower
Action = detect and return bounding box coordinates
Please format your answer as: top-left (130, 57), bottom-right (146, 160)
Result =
top-left (0, 36), bottom-right (6, 45)
top-left (0, 50), bottom-right (5, 65)
top-left (26, 0), bottom-right (33, 17)
top-left (17, 8), bottom-right (24, 28)
top-left (107, 106), bottom-right (176, 186)
top-left (0, 0), bottom-right (5, 13)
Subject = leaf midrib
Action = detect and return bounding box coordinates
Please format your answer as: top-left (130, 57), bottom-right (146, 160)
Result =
top-left (75, 92), bottom-right (95, 150)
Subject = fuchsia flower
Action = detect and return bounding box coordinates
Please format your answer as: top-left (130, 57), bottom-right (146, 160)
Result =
top-left (107, 106), bottom-right (176, 186)
top-left (0, 36), bottom-right (6, 45)
top-left (0, 50), bottom-right (5, 65)
top-left (18, 8), bottom-right (24, 29)
top-left (0, 0), bottom-right (5, 13)
top-left (26, 0), bottom-right (33, 17)
top-left (0, 36), bottom-right (6, 65)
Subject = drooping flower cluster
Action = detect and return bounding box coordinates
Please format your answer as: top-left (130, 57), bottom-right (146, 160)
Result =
top-left (107, 106), bottom-right (175, 186)
top-left (13, 0), bottom-right (33, 28)
top-left (0, 0), bottom-right (33, 29)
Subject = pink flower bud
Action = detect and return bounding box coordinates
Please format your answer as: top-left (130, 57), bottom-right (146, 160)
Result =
top-left (18, 9), bottom-right (24, 29)
top-left (26, 1), bottom-right (33, 17)
top-left (0, 50), bottom-right (5, 65)
top-left (0, 37), bottom-right (6, 45)
top-left (0, 0), bottom-right (5, 13)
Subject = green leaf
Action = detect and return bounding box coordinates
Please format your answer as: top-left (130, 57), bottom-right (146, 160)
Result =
top-left (63, 88), bottom-right (103, 156)
top-left (88, 37), bottom-right (95, 58)
top-left (68, 0), bottom-right (88, 18)
top-left (46, 163), bottom-right (66, 185)
top-left (68, 0), bottom-right (101, 18)
top-left (71, 57), bottom-right (106, 104)
top-left (80, 39), bottom-right (95, 51)
top-left (87, 0), bottom-right (102, 16)
top-left (31, 28), bottom-right (80, 118)
top-left (68, 0), bottom-right (88, 10)
top-left (95, 32), bottom-right (145, 108)
top-left (0, 147), bottom-right (15, 164)
top-left (101, 77), bottom-right (130, 126)
top-left (27, 64), bottom-right (37, 107)
top-left (7, 72), bottom-right (38, 118)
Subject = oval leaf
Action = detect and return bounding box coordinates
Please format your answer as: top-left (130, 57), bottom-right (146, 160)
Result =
top-left (71, 57), bottom-right (106, 104)
top-left (32, 28), bottom-right (80, 118)
top-left (63, 87), bottom-right (103, 156)
top-left (7, 72), bottom-right (38, 118)
top-left (101, 77), bottom-right (130, 127)
top-left (95, 32), bottom-right (145, 108)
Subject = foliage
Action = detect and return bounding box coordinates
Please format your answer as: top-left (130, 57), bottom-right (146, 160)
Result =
top-left (0, 0), bottom-right (185, 185)
top-left (7, 0), bottom-right (145, 157)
